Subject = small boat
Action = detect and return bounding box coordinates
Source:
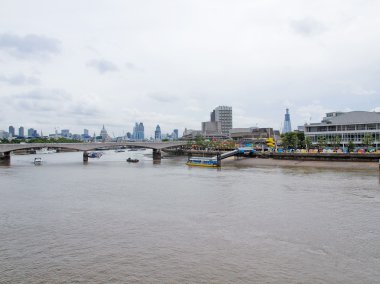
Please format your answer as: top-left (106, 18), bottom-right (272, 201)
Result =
top-left (34, 157), bottom-right (43, 165)
top-left (115, 149), bottom-right (125, 153)
top-left (126, 157), bottom-right (139, 163)
top-left (186, 157), bottom-right (220, 168)
top-left (88, 152), bottom-right (103, 158)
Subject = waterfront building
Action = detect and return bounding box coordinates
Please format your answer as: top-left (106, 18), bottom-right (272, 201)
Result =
top-left (8, 126), bottom-right (15, 137)
top-left (304, 111), bottom-right (380, 148)
top-left (213, 106), bottom-right (232, 135)
top-left (201, 121), bottom-right (221, 135)
top-left (229, 127), bottom-right (275, 143)
top-left (18, 126), bottom-right (24, 138)
top-left (133, 122), bottom-right (144, 141)
top-left (283, 108), bottom-right (292, 133)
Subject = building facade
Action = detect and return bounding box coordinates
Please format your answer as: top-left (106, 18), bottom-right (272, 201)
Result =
top-left (304, 111), bottom-right (380, 148)
top-left (18, 126), bottom-right (24, 137)
top-left (154, 125), bottom-right (161, 140)
top-left (213, 106), bottom-right (232, 135)
top-left (8, 126), bottom-right (15, 137)
top-left (133, 122), bottom-right (144, 141)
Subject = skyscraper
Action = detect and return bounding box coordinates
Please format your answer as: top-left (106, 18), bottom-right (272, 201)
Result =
top-left (133, 122), bottom-right (144, 140)
top-left (173, 129), bottom-right (179, 140)
top-left (8, 126), bottom-right (15, 137)
top-left (213, 106), bottom-right (232, 135)
top-left (18, 126), bottom-right (24, 137)
top-left (283, 108), bottom-right (292, 133)
top-left (154, 125), bottom-right (161, 140)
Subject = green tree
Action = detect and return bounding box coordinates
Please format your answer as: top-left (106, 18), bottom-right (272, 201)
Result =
top-left (332, 135), bottom-right (341, 149)
top-left (347, 140), bottom-right (355, 152)
top-left (362, 133), bottom-right (374, 149)
top-left (317, 136), bottom-right (327, 150)
top-left (305, 136), bottom-right (312, 150)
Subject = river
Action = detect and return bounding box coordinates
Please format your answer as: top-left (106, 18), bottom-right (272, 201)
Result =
top-left (1, 150), bottom-right (380, 283)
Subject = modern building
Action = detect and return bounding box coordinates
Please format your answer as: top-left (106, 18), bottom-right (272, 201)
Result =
top-left (154, 125), bottom-right (161, 140)
top-left (0, 130), bottom-right (9, 139)
top-left (61, 129), bottom-right (71, 138)
top-left (229, 127), bottom-right (275, 143)
top-left (8, 126), bottom-right (15, 137)
top-left (304, 111), bottom-right (380, 148)
top-left (133, 122), bottom-right (144, 141)
top-left (18, 126), bottom-right (24, 138)
top-left (213, 106), bottom-right (233, 135)
top-left (283, 108), bottom-right (292, 133)
top-left (172, 129), bottom-right (179, 140)
top-left (84, 129), bottom-right (89, 136)
top-left (27, 128), bottom-right (35, 138)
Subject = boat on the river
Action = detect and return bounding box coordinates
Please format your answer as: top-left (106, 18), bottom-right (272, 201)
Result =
top-left (126, 157), bottom-right (139, 163)
top-left (88, 152), bottom-right (103, 158)
top-left (186, 157), bottom-right (220, 168)
top-left (33, 157), bottom-right (43, 165)
top-left (115, 149), bottom-right (125, 153)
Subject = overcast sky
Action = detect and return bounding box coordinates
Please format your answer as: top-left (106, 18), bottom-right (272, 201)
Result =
top-left (1, 0), bottom-right (379, 137)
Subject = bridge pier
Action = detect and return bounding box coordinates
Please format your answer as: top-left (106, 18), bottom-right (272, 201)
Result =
top-left (83, 151), bottom-right (88, 163)
top-left (153, 149), bottom-right (161, 161)
top-left (0, 152), bottom-right (11, 166)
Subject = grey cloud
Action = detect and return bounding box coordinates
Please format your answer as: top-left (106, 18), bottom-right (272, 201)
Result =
top-left (290, 18), bottom-right (327, 36)
top-left (0, 73), bottom-right (40, 86)
top-left (147, 92), bottom-right (179, 103)
top-left (0, 33), bottom-right (60, 59)
top-left (86, 59), bottom-right (118, 74)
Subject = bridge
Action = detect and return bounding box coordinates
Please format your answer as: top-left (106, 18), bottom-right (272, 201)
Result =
top-left (0, 141), bottom-right (187, 164)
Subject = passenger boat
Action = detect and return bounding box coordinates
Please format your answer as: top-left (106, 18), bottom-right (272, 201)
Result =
top-left (34, 157), bottom-right (43, 165)
top-left (186, 157), bottom-right (220, 168)
top-left (126, 158), bottom-right (139, 163)
top-left (88, 152), bottom-right (103, 158)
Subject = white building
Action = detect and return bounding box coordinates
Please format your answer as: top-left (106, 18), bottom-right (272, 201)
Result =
top-left (212, 106), bottom-right (232, 135)
top-left (304, 111), bottom-right (380, 148)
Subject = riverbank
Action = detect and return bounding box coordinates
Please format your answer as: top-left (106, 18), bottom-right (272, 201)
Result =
top-left (222, 156), bottom-right (379, 170)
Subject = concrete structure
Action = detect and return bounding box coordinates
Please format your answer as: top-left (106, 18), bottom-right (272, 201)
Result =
top-left (229, 127), bottom-right (275, 143)
top-left (304, 111), bottom-right (380, 148)
top-left (283, 108), bottom-right (292, 133)
top-left (201, 121), bottom-right (221, 135)
top-left (213, 106), bottom-right (232, 135)
top-left (0, 141), bottom-right (187, 165)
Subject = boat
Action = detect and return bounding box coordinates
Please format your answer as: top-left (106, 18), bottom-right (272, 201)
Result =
top-left (126, 157), bottom-right (139, 163)
top-left (35, 147), bottom-right (56, 154)
top-left (34, 157), bottom-right (43, 165)
top-left (186, 157), bottom-right (220, 168)
top-left (88, 152), bottom-right (103, 158)
top-left (115, 149), bottom-right (125, 153)
top-left (128, 148), bottom-right (138, 151)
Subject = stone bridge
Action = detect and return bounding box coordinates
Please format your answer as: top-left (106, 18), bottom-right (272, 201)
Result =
top-left (0, 141), bottom-right (187, 164)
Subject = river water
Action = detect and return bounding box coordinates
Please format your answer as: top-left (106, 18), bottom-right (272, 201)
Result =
top-left (1, 150), bottom-right (380, 283)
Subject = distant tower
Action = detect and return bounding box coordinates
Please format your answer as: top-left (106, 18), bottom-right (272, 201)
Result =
top-left (18, 126), bottom-right (24, 138)
top-left (154, 125), bottom-right (161, 140)
top-left (100, 125), bottom-right (109, 141)
top-left (8, 126), bottom-right (15, 137)
top-left (283, 108), bottom-right (292, 133)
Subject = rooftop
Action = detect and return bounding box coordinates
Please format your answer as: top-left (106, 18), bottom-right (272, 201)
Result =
top-left (309, 111), bottom-right (380, 125)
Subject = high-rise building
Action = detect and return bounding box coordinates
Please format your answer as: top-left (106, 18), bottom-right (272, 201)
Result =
top-left (27, 128), bottom-right (34, 137)
top-left (18, 126), bottom-right (24, 137)
top-left (283, 108), bottom-right (292, 134)
top-left (173, 129), bottom-right (179, 140)
top-left (213, 106), bottom-right (232, 135)
top-left (8, 126), bottom-right (15, 137)
top-left (154, 125), bottom-right (161, 140)
top-left (61, 129), bottom-right (71, 138)
top-left (133, 122), bottom-right (144, 140)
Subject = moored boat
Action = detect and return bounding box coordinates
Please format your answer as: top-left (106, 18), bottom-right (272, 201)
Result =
top-left (126, 157), bottom-right (139, 163)
top-left (186, 157), bottom-right (220, 168)
top-left (88, 152), bottom-right (103, 158)
top-left (34, 157), bottom-right (43, 165)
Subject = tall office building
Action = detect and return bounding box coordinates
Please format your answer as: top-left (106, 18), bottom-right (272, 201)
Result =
top-left (133, 122), bottom-right (144, 140)
top-left (18, 126), bottom-right (24, 137)
top-left (27, 128), bottom-right (34, 137)
top-left (8, 126), bottom-right (15, 137)
top-left (61, 129), bottom-right (71, 138)
top-left (213, 106), bottom-right (232, 135)
top-left (283, 108), bottom-right (292, 134)
top-left (154, 125), bottom-right (161, 140)
top-left (173, 129), bottom-right (179, 140)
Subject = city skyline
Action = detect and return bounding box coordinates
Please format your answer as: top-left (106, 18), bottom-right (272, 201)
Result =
top-left (1, 1), bottom-right (380, 136)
